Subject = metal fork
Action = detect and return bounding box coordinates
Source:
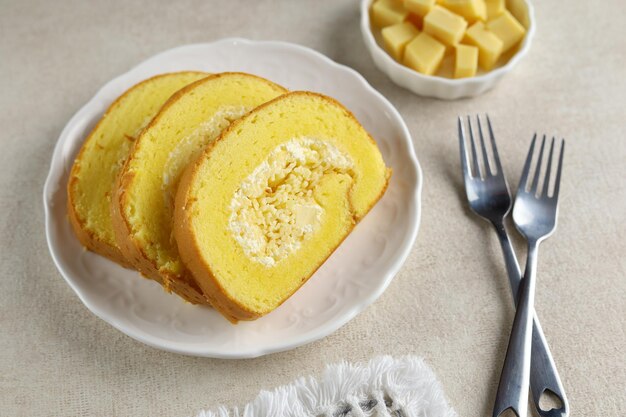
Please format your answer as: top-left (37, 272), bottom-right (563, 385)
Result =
top-left (493, 135), bottom-right (566, 417)
top-left (458, 116), bottom-right (568, 417)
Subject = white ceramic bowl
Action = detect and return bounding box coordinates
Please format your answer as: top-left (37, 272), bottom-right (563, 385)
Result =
top-left (360, 0), bottom-right (535, 99)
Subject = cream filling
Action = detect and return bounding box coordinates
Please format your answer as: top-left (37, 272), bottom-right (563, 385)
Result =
top-left (229, 138), bottom-right (353, 267)
top-left (162, 106), bottom-right (250, 211)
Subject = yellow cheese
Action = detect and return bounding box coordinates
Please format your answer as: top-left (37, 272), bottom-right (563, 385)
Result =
top-left (435, 54), bottom-right (455, 77)
top-left (486, 10), bottom-right (526, 52)
top-left (382, 21), bottom-right (420, 60)
top-left (454, 44), bottom-right (478, 78)
top-left (507, 1), bottom-right (529, 28)
top-left (371, 0), bottom-right (409, 28)
top-left (464, 21), bottom-right (503, 70)
top-left (441, 0), bottom-right (486, 22)
top-left (476, 0), bottom-right (487, 21)
top-left (406, 12), bottom-right (424, 30)
top-left (403, 32), bottom-right (446, 75)
top-left (404, 0), bottom-right (435, 17)
top-left (485, 0), bottom-right (505, 19)
top-left (423, 5), bottom-right (468, 46)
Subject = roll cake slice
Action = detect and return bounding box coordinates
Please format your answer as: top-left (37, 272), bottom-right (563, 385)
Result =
top-left (67, 72), bottom-right (208, 269)
top-left (174, 92), bottom-right (391, 322)
top-left (111, 73), bottom-right (287, 304)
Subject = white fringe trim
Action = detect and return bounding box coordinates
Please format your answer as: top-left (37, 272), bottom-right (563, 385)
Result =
top-left (195, 355), bottom-right (457, 417)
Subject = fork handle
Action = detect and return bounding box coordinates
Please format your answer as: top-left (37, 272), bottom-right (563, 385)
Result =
top-left (529, 317), bottom-right (569, 417)
top-left (494, 224), bottom-right (569, 417)
top-left (493, 240), bottom-right (538, 417)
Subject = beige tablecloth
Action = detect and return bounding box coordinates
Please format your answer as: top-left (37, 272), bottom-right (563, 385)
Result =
top-left (1, 0), bottom-right (624, 415)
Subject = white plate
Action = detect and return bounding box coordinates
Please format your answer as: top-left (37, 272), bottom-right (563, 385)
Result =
top-left (43, 39), bottom-right (422, 358)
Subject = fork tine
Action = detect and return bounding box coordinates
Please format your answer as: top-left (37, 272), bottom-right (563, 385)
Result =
top-left (476, 115), bottom-right (492, 176)
top-left (486, 114), bottom-right (502, 174)
top-left (553, 139), bottom-right (565, 199)
top-left (458, 117), bottom-right (471, 179)
top-left (529, 135), bottom-right (547, 194)
top-left (467, 115), bottom-right (481, 178)
top-left (519, 134), bottom-right (537, 191)
top-left (541, 137), bottom-right (556, 197)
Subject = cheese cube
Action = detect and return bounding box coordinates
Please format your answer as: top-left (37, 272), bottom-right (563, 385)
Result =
top-left (423, 5), bottom-right (468, 46)
top-left (507, 1), bottom-right (529, 27)
top-left (371, 0), bottom-right (409, 28)
top-left (441, 0), bottom-right (487, 22)
top-left (382, 22), bottom-right (420, 60)
top-left (475, 0), bottom-right (487, 21)
top-left (485, 0), bottom-right (505, 19)
top-left (454, 44), bottom-right (478, 78)
top-left (403, 32), bottom-right (446, 75)
top-left (464, 21), bottom-right (503, 70)
top-left (404, 0), bottom-right (435, 17)
top-left (436, 54), bottom-right (455, 77)
top-left (486, 10), bottom-right (526, 52)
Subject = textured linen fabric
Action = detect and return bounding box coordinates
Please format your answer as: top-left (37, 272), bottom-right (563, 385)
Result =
top-left (195, 356), bottom-right (457, 417)
top-left (0, 0), bottom-right (624, 416)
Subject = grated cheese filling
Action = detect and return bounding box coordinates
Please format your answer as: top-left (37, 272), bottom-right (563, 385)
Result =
top-left (162, 106), bottom-right (250, 211)
top-left (229, 138), bottom-right (353, 267)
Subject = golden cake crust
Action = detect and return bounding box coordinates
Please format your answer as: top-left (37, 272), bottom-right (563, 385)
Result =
top-left (68, 173), bottom-right (132, 267)
top-left (111, 72), bottom-right (288, 306)
top-left (110, 168), bottom-right (208, 304)
top-left (67, 72), bottom-right (207, 268)
top-left (174, 91), bottom-right (391, 322)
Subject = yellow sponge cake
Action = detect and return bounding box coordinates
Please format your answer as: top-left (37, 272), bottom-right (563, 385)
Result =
top-left (111, 73), bottom-right (287, 303)
top-left (67, 71), bottom-right (208, 268)
top-left (174, 92), bottom-right (391, 322)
